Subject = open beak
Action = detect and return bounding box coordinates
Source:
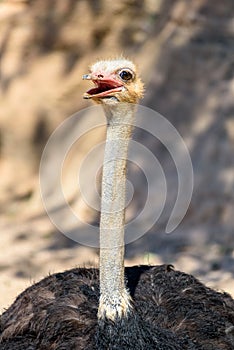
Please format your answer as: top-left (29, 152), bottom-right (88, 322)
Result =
top-left (83, 74), bottom-right (123, 99)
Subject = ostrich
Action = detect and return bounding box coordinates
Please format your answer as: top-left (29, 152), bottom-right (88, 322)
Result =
top-left (0, 58), bottom-right (234, 350)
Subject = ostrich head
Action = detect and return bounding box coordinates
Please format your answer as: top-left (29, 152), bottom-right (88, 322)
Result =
top-left (83, 58), bottom-right (144, 104)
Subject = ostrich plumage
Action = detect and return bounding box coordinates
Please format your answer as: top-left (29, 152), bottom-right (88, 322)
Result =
top-left (1, 266), bottom-right (234, 349)
top-left (1, 59), bottom-right (234, 350)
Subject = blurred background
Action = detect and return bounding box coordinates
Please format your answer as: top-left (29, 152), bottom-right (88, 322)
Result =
top-left (0, 0), bottom-right (233, 311)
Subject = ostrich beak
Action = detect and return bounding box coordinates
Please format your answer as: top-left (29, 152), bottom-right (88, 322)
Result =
top-left (82, 74), bottom-right (123, 100)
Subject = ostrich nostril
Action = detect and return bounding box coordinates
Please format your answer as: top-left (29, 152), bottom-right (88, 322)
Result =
top-left (98, 74), bottom-right (104, 79)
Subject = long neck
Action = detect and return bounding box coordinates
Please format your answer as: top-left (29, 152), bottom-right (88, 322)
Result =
top-left (98, 103), bottom-right (136, 321)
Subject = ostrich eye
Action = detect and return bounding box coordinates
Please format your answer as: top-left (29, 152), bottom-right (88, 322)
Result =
top-left (119, 69), bottom-right (133, 81)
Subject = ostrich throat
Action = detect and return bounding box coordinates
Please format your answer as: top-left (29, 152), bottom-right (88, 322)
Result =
top-left (98, 103), bottom-right (136, 321)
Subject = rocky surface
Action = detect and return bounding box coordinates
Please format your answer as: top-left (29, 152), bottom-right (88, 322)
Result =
top-left (0, 0), bottom-right (233, 311)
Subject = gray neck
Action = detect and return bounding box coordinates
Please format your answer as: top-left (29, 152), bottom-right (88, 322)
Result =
top-left (98, 102), bottom-right (136, 321)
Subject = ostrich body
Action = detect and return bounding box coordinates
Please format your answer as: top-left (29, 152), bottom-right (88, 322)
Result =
top-left (1, 59), bottom-right (234, 349)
